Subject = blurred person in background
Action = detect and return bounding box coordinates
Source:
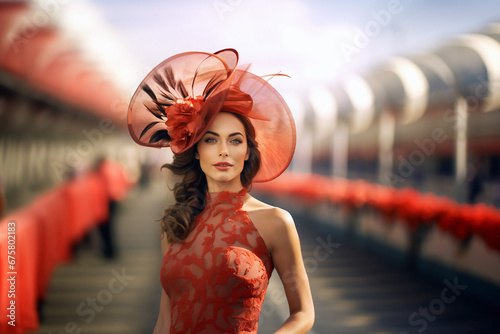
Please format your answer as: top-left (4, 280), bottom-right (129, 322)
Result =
top-left (467, 158), bottom-right (484, 204)
top-left (128, 49), bottom-right (314, 334)
top-left (492, 174), bottom-right (500, 208)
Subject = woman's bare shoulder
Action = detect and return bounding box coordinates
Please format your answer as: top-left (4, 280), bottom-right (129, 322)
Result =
top-left (245, 196), bottom-right (294, 230)
top-left (244, 196), bottom-right (296, 254)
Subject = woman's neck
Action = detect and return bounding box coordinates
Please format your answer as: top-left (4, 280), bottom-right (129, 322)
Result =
top-left (206, 179), bottom-right (245, 193)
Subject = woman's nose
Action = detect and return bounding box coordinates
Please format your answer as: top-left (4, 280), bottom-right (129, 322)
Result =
top-left (219, 143), bottom-right (229, 157)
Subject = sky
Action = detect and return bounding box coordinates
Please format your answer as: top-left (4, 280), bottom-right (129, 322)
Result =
top-left (53, 0), bottom-right (500, 96)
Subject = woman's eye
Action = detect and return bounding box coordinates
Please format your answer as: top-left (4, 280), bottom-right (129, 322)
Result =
top-left (205, 138), bottom-right (216, 143)
top-left (230, 139), bottom-right (242, 144)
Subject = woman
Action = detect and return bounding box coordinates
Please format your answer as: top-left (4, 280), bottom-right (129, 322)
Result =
top-left (128, 49), bottom-right (314, 333)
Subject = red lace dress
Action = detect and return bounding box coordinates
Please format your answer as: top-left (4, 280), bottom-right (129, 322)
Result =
top-left (161, 188), bottom-right (273, 333)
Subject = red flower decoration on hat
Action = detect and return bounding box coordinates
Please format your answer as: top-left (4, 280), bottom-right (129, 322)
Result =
top-left (165, 97), bottom-right (205, 152)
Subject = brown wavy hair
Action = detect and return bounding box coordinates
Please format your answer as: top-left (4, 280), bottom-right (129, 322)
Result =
top-left (160, 113), bottom-right (261, 243)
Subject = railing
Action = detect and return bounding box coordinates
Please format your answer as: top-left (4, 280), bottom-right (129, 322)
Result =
top-left (0, 160), bottom-right (133, 334)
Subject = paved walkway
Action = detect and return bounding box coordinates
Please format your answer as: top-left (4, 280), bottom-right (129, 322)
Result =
top-left (285, 201), bottom-right (500, 334)
top-left (30, 184), bottom-right (500, 333)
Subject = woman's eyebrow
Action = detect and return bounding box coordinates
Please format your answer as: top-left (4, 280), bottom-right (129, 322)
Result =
top-left (205, 131), bottom-right (219, 137)
top-left (204, 131), bottom-right (244, 137)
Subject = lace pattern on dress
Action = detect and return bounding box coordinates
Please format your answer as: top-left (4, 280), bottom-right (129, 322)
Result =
top-left (161, 188), bottom-right (273, 334)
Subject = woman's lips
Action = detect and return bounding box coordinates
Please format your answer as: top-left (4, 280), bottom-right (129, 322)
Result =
top-left (214, 162), bottom-right (233, 171)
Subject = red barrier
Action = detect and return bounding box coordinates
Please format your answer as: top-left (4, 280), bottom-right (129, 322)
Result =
top-left (0, 162), bottom-right (133, 333)
top-left (254, 172), bottom-right (500, 252)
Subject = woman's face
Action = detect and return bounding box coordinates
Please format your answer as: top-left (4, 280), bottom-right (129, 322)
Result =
top-left (196, 112), bottom-right (249, 192)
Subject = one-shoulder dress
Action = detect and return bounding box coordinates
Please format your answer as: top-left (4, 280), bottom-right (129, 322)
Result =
top-left (160, 188), bottom-right (273, 333)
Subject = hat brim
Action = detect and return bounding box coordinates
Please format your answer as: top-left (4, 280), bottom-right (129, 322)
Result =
top-left (228, 70), bottom-right (296, 182)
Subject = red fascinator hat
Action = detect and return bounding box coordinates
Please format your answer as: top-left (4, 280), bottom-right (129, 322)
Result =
top-left (127, 48), bottom-right (296, 182)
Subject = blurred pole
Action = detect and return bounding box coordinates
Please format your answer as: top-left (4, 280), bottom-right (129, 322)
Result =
top-left (309, 86), bottom-right (337, 178)
top-left (344, 75), bottom-right (375, 134)
top-left (378, 110), bottom-right (395, 185)
top-left (295, 130), bottom-right (313, 175)
top-left (454, 97), bottom-right (468, 202)
top-left (333, 122), bottom-right (348, 179)
top-left (284, 94), bottom-right (312, 174)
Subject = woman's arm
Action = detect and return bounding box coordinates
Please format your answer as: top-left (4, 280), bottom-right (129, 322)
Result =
top-left (153, 289), bottom-right (171, 334)
top-left (269, 208), bottom-right (315, 333)
top-left (153, 234), bottom-right (172, 334)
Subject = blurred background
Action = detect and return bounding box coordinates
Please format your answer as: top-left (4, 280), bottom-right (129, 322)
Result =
top-left (1, 0), bottom-right (500, 333)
